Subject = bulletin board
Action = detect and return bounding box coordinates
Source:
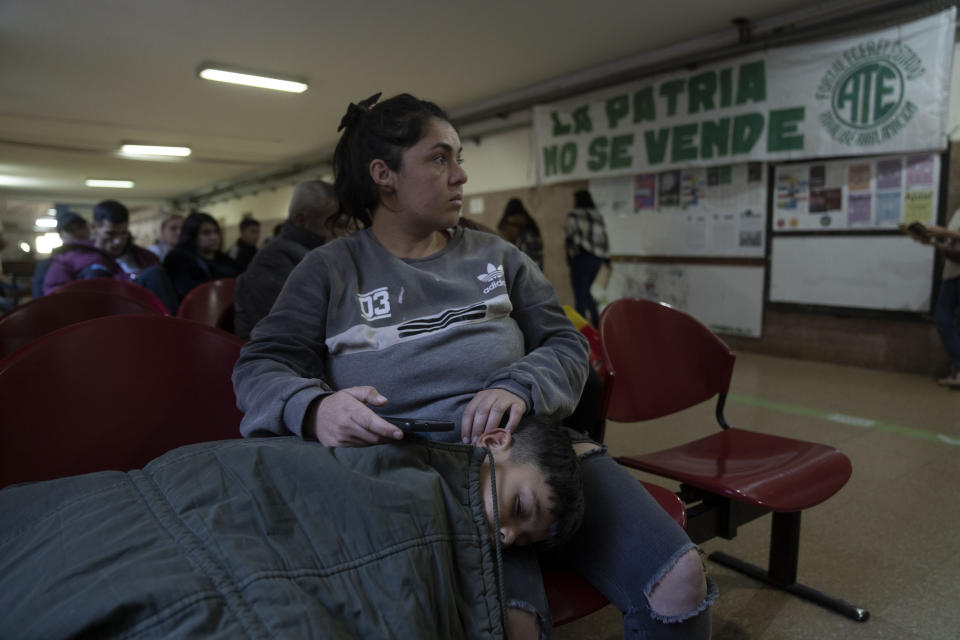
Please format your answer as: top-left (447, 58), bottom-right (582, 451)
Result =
top-left (589, 162), bottom-right (768, 257)
top-left (769, 151), bottom-right (942, 312)
top-left (772, 153), bottom-right (940, 231)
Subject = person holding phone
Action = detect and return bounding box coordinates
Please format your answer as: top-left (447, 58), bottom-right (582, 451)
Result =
top-left (904, 213), bottom-right (960, 386)
top-left (233, 93), bottom-right (714, 639)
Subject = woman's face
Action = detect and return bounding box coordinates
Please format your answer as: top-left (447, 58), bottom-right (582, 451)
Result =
top-left (383, 118), bottom-right (467, 232)
top-left (196, 222), bottom-right (220, 253)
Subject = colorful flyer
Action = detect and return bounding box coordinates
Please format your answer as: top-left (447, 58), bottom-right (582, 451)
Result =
top-left (847, 193), bottom-right (872, 225)
top-left (658, 171), bottom-right (681, 208)
top-left (876, 158), bottom-right (902, 190)
top-left (903, 190), bottom-right (934, 225)
top-left (633, 174), bottom-right (657, 211)
top-left (848, 164), bottom-right (871, 191)
top-left (875, 191), bottom-right (901, 225)
top-left (906, 155), bottom-right (934, 187)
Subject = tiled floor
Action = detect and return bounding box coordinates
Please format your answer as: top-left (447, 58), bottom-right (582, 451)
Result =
top-left (554, 352), bottom-right (960, 640)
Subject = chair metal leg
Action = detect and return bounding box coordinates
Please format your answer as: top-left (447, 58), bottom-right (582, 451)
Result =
top-left (708, 512), bottom-right (869, 622)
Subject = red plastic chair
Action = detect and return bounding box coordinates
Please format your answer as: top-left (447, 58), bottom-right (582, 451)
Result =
top-left (51, 277), bottom-right (170, 315)
top-left (599, 298), bottom-right (867, 621)
top-left (0, 314), bottom-right (245, 488)
top-left (178, 278), bottom-right (235, 333)
top-left (0, 290), bottom-right (161, 360)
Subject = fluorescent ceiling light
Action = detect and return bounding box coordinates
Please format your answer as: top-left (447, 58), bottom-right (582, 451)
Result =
top-left (35, 217), bottom-right (57, 228)
top-left (86, 179), bottom-right (134, 188)
top-left (199, 67), bottom-right (307, 93)
top-left (121, 144), bottom-right (191, 157)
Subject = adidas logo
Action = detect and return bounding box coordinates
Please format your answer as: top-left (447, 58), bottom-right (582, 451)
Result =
top-left (477, 263), bottom-right (505, 294)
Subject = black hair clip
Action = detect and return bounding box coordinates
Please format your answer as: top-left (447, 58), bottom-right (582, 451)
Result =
top-left (337, 92), bottom-right (382, 132)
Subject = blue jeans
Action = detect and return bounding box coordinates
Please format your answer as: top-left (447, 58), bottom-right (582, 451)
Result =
top-left (933, 276), bottom-right (960, 371)
top-left (504, 448), bottom-right (716, 639)
top-left (568, 253), bottom-right (604, 326)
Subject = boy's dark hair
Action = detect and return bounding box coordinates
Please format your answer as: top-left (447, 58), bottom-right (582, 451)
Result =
top-left (239, 217), bottom-right (260, 231)
top-left (508, 419), bottom-right (584, 549)
top-left (332, 92), bottom-right (452, 229)
top-left (93, 200), bottom-right (129, 224)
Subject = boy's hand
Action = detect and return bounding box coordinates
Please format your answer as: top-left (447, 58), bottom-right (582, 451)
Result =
top-left (461, 389), bottom-right (526, 444)
top-left (308, 386), bottom-right (403, 447)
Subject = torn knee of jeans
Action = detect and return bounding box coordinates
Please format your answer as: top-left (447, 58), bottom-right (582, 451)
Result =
top-left (644, 547), bottom-right (718, 624)
top-left (506, 599), bottom-right (549, 640)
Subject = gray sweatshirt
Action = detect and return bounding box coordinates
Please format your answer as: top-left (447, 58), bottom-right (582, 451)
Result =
top-left (232, 226), bottom-right (589, 441)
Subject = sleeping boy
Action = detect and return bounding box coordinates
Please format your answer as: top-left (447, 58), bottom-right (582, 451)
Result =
top-left (0, 419), bottom-right (582, 639)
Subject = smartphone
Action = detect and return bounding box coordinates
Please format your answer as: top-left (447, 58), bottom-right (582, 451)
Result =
top-left (906, 221), bottom-right (931, 240)
top-left (382, 417), bottom-right (456, 432)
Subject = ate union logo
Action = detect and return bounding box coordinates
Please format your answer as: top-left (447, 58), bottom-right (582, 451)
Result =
top-left (815, 38), bottom-right (924, 147)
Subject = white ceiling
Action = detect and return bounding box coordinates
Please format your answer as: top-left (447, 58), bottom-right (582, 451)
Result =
top-left (0, 0), bottom-right (936, 235)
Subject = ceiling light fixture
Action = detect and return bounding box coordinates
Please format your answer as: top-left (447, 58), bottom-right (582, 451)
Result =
top-left (86, 179), bottom-right (134, 188)
top-left (121, 144), bottom-right (192, 157)
top-left (35, 218), bottom-right (58, 228)
top-left (198, 65), bottom-right (308, 93)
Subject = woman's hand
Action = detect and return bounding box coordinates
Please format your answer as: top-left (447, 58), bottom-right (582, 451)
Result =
top-left (460, 389), bottom-right (527, 444)
top-left (308, 386), bottom-right (403, 447)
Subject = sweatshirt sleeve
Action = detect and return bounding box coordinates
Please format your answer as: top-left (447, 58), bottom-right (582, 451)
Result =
top-left (232, 251), bottom-right (335, 438)
top-left (42, 255), bottom-right (73, 294)
top-left (483, 250), bottom-right (589, 422)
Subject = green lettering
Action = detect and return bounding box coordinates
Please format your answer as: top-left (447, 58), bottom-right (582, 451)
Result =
top-left (735, 61), bottom-right (766, 105)
top-left (559, 142), bottom-right (578, 174)
top-left (543, 146), bottom-right (559, 176)
top-left (644, 129), bottom-right (670, 164)
top-left (572, 105), bottom-right (593, 134)
top-left (605, 94), bottom-right (629, 129)
top-left (633, 87), bottom-right (656, 122)
top-left (551, 112), bottom-right (572, 136)
top-left (731, 113), bottom-right (764, 154)
top-left (873, 64), bottom-right (898, 122)
top-left (701, 118), bottom-right (730, 159)
top-left (719, 68), bottom-right (732, 107)
top-left (610, 134), bottom-right (634, 169)
top-left (688, 72), bottom-right (716, 114)
top-left (659, 79), bottom-right (685, 117)
top-left (836, 74), bottom-right (860, 123)
top-left (587, 137), bottom-right (608, 171)
top-left (768, 107), bottom-right (805, 152)
top-left (671, 124), bottom-right (699, 162)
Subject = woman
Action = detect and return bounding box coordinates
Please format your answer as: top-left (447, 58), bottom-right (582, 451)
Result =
top-left (163, 211), bottom-right (238, 300)
top-left (564, 189), bottom-right (609, 326)
top-left (497, 198), bottom-right (544, 268)
top-left (233, 93), bottom-right (713, 639)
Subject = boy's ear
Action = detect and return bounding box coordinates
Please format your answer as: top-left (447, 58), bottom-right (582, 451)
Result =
top-left (369, 159), bottom-right (396, 194)
top-left (476, 428), bottom-right (513, 451)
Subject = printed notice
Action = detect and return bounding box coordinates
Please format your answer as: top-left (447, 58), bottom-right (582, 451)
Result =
top-left (904, 190), bottom-right (934, 225)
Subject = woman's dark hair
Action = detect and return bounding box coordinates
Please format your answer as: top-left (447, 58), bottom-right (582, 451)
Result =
top-left (176, 211), bottom-right (221, 252)
top-left (574, 189), bottom-right (596, 209)
top-left (497, 198), bottom-right (540, 235)
top-left (332, 93), bottom-right (452, 228)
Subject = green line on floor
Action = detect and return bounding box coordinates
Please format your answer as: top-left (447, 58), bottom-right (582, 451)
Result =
top-left (727, 393), bottom-right (959, 446)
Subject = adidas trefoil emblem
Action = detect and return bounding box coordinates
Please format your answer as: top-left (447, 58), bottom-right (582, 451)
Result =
top-left (477, 263), bottom-right (505, 294)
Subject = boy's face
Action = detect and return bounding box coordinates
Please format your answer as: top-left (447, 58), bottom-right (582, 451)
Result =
top-left (477, 429), bottom-right (555, 548)
top-left (92, 219), bottom-right (129, 257)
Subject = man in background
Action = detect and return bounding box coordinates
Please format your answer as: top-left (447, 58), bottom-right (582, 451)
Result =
top-left (234, 181), bottom-right (340, 339)
top-left (227, 217), bottom-right (261, 273)
top-left (31, 210), bottom-right (90, 298)
top-left (43, 200), bottom-right (178, 312)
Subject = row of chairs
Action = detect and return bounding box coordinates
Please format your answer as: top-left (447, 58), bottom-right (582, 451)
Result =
top-left (0, 295), bottom-right (866, 624)
top-left (0, 277), bottom-right (236, 359)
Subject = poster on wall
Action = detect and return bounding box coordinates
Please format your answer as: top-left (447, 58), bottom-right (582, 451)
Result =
top-left (773, 152), bottom-right (940, 230)
top-left (589, 162), bottom-right (767, 257)
top-left (533, 9), bottom-right (955, 184)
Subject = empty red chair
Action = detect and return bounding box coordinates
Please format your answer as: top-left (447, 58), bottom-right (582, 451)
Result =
top-left (599, 298), bottom-right (867, 621)
top-left (178, 277), bottom-right (235, 333)
top-left (0, 290), bottom-right (161, 360)
top-left (0, 314), bottom-right (245, 487)
top-left (52, 277), bottom-right (170, 315)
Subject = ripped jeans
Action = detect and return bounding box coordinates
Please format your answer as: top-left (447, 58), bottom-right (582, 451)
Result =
top-left (503, 446), bottom-right (717, 639)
